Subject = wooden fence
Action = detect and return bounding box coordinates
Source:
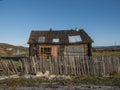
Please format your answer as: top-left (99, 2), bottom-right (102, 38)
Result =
top-left (0, 56), bottom-right (120, 76)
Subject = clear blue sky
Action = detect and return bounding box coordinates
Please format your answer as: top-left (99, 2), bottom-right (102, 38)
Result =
top-left (0, 0), bottom-right (120, 47)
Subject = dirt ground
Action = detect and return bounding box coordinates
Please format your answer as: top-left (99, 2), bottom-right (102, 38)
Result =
top-left (0, 84), bottom-right (120, 90)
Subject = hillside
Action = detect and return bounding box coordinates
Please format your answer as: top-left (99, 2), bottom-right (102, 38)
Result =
top-left (0, 43), bottom-right (29, 57)
top-left (93, 45), bottom-right (120, 51)
top-left (93, 45), bottom-right (120, 49)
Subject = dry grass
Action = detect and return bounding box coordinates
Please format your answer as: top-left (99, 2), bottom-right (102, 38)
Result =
top-left (92, 51), bottom-right (120, 56)
top-left (0, 76), bottom-right (120, 87)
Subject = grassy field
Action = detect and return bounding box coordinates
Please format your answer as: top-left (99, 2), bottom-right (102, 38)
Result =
top-left (92, 51), bottom-right (120, 56)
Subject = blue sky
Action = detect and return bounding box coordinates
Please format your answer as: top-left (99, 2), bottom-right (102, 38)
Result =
top-left (0, 0), bottom-right (120, 47)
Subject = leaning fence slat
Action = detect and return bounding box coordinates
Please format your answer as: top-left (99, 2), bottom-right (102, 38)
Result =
top-left (85, 56), bottom-right (90, 76)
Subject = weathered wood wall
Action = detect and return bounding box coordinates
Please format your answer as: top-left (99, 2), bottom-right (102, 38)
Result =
top-left (0, 56), bottom-right (120, 76)
top-left (29, 44), bottom-right (90, 57)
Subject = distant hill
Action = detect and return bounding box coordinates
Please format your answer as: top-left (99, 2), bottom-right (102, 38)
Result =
top-left (93, 45), bottom-right (120, 49)
top-left (0, 43), bottom-right (29, 57)
top-left (93, 45), bottom-right (120, 52)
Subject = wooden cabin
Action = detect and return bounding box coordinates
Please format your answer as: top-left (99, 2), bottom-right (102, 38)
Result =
top-left (28, 29), bottom-right (93, 57)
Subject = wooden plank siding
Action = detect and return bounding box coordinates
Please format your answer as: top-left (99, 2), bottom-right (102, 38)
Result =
top-left (29, 44), bottom-right (90, 58)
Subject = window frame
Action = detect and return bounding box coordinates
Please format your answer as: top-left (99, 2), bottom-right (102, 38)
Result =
top-left (38, 36), bottom-right (45, 43)
top-left (52, 38), bottom-right (59, 43)
top-left (68, 35), bottom-right (82, 43)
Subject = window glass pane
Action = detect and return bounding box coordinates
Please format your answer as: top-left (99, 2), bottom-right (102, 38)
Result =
top-left (65, 46), bottom-right (84, 56)
top-left (53, 38), bottom-right (59, 43)
top-left (38, 36), bottom-right (45, 42)
top-left (68, 35), bottom-right (82, 43)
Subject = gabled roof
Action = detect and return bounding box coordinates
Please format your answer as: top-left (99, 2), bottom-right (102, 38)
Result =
top-left (28, 29), bottom-right (93, 44)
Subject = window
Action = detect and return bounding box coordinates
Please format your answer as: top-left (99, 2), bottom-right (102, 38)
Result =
top-left (52, 38), bottom-right (59, 43)
top-left (40, 46), bottom-right (51, 57)
top-left (38, 36), bottom-right (45, 43)
top-left (65, 46), bottom-right (84, 56)
top-left (68, 35), bottom-right (82, 43)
